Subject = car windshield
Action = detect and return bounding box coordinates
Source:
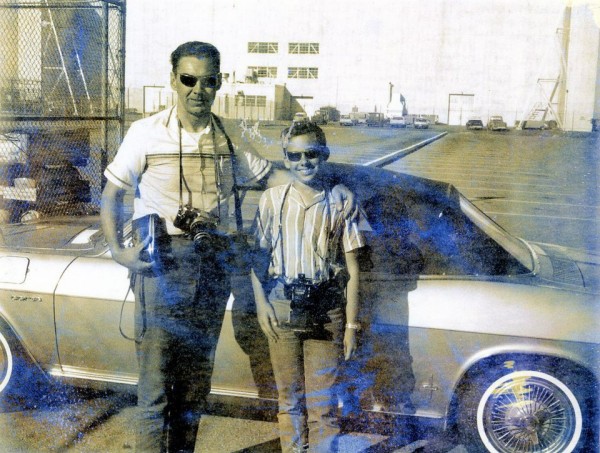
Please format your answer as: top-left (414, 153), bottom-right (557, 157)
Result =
top-left (356, 170), bottom-right (534, 277)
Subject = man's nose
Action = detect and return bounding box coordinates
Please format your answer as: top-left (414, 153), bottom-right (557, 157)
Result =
top-left (191, 81), bottom-right (204, 93)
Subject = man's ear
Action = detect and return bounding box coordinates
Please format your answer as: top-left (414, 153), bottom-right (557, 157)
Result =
top-left (170, 72), bottom-right (177, 91)
top-left (215, 73), bottom-right (223, 91)
top-left (283, 158), bottom-right (291, 170)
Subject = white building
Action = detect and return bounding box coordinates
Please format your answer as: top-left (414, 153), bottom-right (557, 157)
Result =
top-left (125, 0), bottom-right (600, 131)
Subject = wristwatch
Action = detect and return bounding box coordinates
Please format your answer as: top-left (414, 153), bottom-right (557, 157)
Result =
top-left (345, 322), bottom-right (362, 331)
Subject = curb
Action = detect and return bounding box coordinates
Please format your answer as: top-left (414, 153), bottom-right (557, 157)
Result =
top-left (363, 131), bottom-right (448, 168)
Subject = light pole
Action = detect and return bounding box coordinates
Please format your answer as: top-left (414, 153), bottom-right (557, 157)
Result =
top-left (143, 85), bottom-right (164, 117)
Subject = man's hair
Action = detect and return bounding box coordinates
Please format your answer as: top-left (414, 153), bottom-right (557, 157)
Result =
top-left (170, 41), bottom-right (220, 73)
top-left (281, 121), bottom-right (327, 150)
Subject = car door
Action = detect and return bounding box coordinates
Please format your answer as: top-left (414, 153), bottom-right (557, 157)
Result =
top-left (53, 253), bottom-right (138, 386)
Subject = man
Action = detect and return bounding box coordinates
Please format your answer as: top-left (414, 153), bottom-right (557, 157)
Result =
top-left (101, 41), bottom-right (352, 452)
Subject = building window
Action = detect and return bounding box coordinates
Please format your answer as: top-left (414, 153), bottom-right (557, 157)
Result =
top-left (248, 42), bottom-right (278, 54)
top-left (288, 43), bottom-right (319, 54)
top-left (248, 66), bottom-right (278, 78)
top-left (236, 95), bottom-right (267, 107)
top-left (287, 67), bottom-right (319, 79)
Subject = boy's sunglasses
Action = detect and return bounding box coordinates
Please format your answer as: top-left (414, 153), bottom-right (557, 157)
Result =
top-left (178, 73), bottom-right (220, 89)
top-left (285, 149), bottom-right (322, 162)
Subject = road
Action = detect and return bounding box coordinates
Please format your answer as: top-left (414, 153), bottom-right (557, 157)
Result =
top-left (1, 124), bottom-right (597, 452)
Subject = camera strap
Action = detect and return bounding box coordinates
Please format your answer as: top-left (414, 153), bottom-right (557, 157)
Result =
top-left (176, 115), bottom-right (243, 233)
top-left (211, 113), bottom-right (244, 233)
top-left (276, 183), bottom-right (340, 283)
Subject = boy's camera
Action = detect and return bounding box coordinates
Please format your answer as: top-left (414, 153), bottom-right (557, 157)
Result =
top-left (284, 274), bottom-right (317, 304)
top-left (284, 274), bottom-right (321, 332)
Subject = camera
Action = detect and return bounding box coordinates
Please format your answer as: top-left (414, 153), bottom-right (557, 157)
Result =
top-left (284, 274), bottom-right (321, 332)
top-left (284, 273), bottom-right (317, 304)
top-left (173, 205), bottom-right (226, 251)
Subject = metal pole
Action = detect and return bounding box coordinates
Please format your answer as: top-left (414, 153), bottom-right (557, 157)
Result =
top-left (102, 1), bottom-right (109, 153)
top-left (120, 0), bottom-right (127, 140)
top-left (44, 0), bottom-right (78, 115)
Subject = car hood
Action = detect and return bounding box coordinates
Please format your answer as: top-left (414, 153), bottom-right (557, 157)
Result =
top-left (530, 241), bottom-right (600, 293)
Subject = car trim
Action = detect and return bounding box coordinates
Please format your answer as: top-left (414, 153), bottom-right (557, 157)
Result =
top-left (209, 386), bottom-right (277, 401)
top-left (49, 365), bottom-right (137, 386)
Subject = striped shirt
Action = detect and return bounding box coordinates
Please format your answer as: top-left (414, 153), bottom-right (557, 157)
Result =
top-left (255, 182), bottom-right (365, 285)
top-left (105, 107), bottom-right (271, 235)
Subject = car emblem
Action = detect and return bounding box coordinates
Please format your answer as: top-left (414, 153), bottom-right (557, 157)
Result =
top-left (10, 295), bottom-right (42, 302)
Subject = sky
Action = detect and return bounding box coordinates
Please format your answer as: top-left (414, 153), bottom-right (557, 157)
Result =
top-left (122, 0), bottom-right (599, 121)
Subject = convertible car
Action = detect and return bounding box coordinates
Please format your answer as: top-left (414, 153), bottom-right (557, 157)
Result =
top-left (0, 164), bottom-right (598, 453)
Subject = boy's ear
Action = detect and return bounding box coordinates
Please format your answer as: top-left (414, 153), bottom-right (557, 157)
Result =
top-left (321, 146), bottom-right (330, 161)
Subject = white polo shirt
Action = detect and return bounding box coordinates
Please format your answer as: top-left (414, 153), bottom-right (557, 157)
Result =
top-left (254, 182), bottom-right (365, 285)
top-left (105, 107), bottom-right (271, 235)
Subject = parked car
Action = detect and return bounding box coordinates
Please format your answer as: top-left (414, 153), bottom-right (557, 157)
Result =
top-left (339, 114), bottom-right (355, 126)
top-left (0, 164), bottom-right (598, 453)
top-left (292, 112), bottom-right (309, 124)
top-left (521, 120), bottom-right (549, 130)
top-left (487, 115), bottom-right (508, 131)
top-left (413, 117), bottom-right (430, 129)
top-left (466, 118), bottom-right (484, 130)
top-left (389, 116), bottom-right (407, 128)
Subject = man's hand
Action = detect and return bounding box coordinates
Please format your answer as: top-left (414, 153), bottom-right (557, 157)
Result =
top-left (331, 183), bottom-right (357, 220)
top-left (111, 235), bottom-right (154, 274)
top-left (102, 181), bottom-right (155, 274)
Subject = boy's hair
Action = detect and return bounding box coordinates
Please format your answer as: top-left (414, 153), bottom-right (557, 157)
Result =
top-left (281, 121), bottom-right (330, 160)
top-left (170, 41), bottom-right (220, 73)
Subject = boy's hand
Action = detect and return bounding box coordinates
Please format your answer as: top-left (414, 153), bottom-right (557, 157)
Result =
top-left (331, 184), bottom-right (357, 220)
top-left (256, 299), bottom-right (279, 342)
top-left (344, 328), bottom-right (358, 360)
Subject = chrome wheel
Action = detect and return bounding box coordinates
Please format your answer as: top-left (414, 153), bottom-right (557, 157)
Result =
top-left (477, 371), bottom-right (582, 453)
top-left (0, 331), bottom-right (14, 394)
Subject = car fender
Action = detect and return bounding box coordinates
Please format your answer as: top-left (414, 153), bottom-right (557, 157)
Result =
top-left (0, 253), bottom-right (76, 368)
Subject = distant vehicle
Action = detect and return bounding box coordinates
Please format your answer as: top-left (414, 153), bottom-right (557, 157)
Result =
top-left (311, 112), bottom-right (327, 125)
top-left (389, 116), bottom-right (407, 128)
top-left (339, 114), bottom-right (355, 126)
top-left (466, 119), bottom-right (484, 130)
top-left (292, 112), bottom-right (309, 124)
top-left (414, 117), bottom-right (430, 129)
top-left (366, 112), bottom-right (388, 127)
top-left (351, 112), bottom-right (368, 125)
top-left (521, 120), bottom-right (549, 130)
top-left (316, 106), bottom-right (340, 123)
top-left (487, 116), bottom-right (508, 131)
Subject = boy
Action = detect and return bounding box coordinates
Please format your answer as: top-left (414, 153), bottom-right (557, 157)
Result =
top-left (250, 121), bottom-right (365, 453)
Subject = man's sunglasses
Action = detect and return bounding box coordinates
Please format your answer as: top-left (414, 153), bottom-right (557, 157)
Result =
top-left (178, 73), bottom-right (220, 89)
top-left (285, 149), bottom-right (323, 162)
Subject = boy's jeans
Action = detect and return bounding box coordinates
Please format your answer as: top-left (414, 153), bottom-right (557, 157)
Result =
top-left (267, 282), bottom-right (345, 453)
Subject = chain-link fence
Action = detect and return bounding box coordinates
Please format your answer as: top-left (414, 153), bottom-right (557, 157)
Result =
top-left (0, 0), bottom-right (124, 222)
